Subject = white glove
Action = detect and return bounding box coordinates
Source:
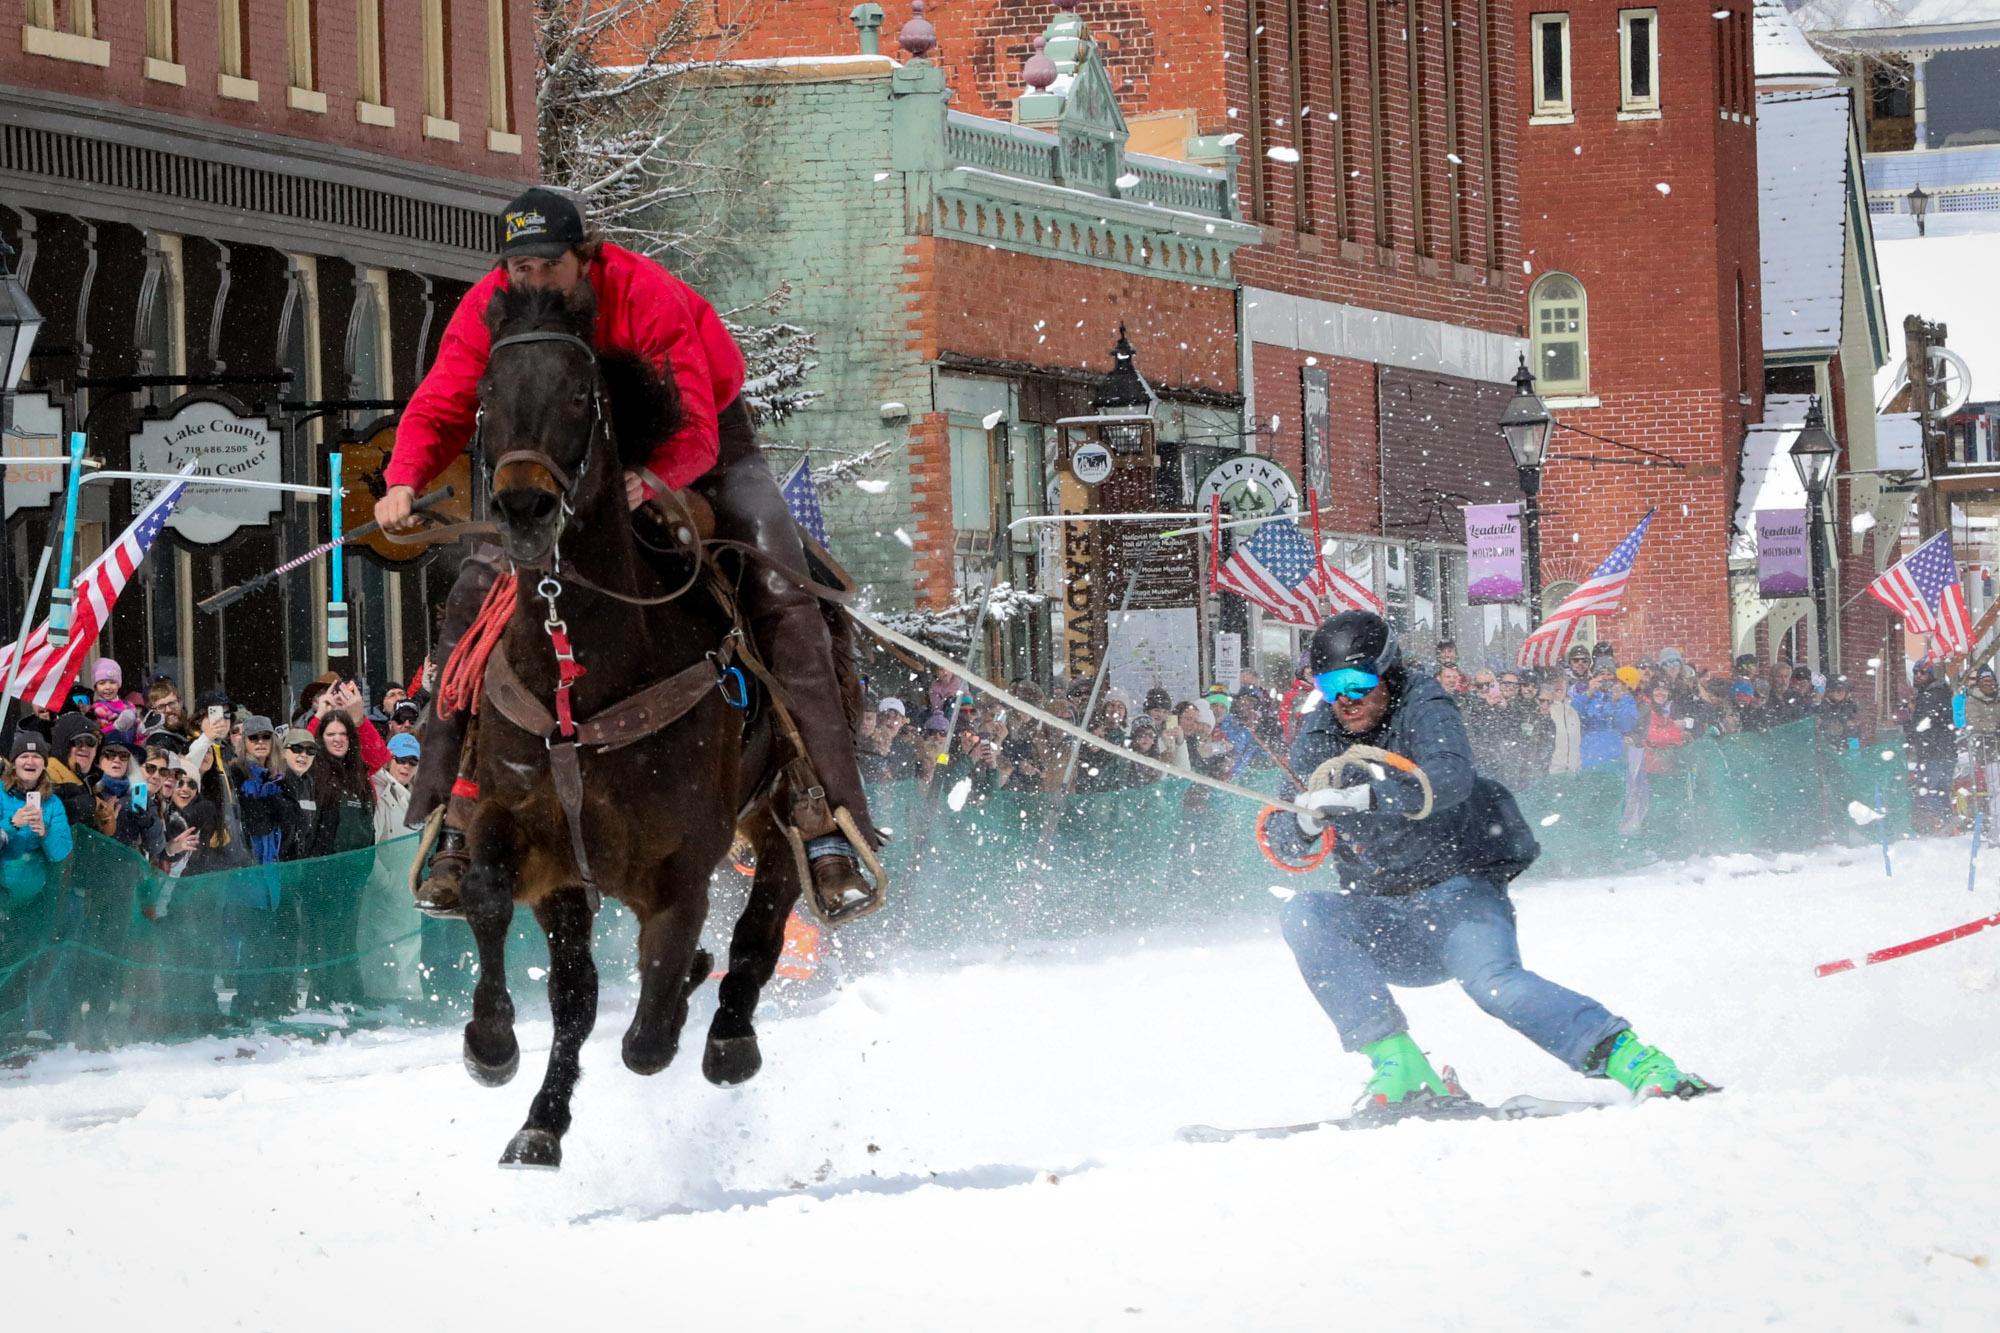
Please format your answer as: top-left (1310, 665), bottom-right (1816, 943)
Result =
top-left (1295, 783), bottom-right (1373, 834)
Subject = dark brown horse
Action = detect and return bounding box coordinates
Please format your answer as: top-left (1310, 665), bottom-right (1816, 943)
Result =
top-left (457, 280), bottom-right (811, 1169)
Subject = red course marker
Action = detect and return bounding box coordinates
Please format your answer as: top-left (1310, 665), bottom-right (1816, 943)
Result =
top-left (1814, 911), bottom-right (2000, 978)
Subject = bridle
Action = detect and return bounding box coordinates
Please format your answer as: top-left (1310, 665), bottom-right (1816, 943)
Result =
top-left (484, 329), bottom-right (605, 559)
top-left (481, 327), bottom-right (704, 609)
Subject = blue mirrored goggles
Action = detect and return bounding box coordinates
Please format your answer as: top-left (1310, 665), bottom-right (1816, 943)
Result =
top-left (1316, 668), bottom-right (1380, 701)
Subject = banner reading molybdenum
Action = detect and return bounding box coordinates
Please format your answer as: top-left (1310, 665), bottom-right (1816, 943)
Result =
top-left (1464, 503), bottom-right (1523, 604)
top-left (1756, 509), bottom-right (1810, 599)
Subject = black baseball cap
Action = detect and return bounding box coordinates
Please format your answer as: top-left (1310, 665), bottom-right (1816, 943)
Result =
top-left (499, 187), bottom-right (586, 260)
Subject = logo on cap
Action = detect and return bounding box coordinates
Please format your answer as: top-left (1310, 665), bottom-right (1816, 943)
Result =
top-left (504, 210), bottom-right (549, 243)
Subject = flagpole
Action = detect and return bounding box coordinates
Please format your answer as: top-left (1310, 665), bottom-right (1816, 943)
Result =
top-left (0, 544), bottom-right (54, 740)
top-left (46, 429), bottom-right (84, 649)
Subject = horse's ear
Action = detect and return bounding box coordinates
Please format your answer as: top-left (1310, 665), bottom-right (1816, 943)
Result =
top-left (599, 350), bottom-right (684, 472)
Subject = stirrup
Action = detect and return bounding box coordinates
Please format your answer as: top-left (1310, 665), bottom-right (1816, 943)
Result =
top-left (785, 807), bottom-right (890, 926)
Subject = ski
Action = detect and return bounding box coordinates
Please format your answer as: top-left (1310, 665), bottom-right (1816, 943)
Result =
top-left (1178, 1094), bottom-right (1618, 1143)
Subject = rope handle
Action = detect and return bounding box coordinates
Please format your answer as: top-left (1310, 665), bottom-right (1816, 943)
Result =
top-left (1307, 744), bottom-right (1435, 821)
top-left (1256, 806), bottom-right (1332, 874)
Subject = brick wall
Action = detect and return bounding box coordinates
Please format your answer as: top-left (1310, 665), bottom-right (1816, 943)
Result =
top-left (1251, 344), bottom-right (1379, 533)
top-left (1515, 2), bottom-right (1762, 668)
top-left (716, 0), bottom-right (1230, 127)
top-left (0, 0), bottom-right (536, 180)
top-left (1228, 0), bottom-right (1522, 338)
top-left (928, 239), bottom-right (1239, 394)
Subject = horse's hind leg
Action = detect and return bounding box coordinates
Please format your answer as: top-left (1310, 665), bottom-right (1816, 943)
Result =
top-left (621, 865), bottom-right (712, 1076)
top-left (499, 888), bottom-right (597, 1170)
top-left (704, 815), bottom-right (804, 1087)
top-left (461, 814), bottom-right (520, 1086)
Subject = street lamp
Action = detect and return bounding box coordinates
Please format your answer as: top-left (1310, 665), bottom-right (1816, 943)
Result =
top-left (1498, 355), bottom-right (1556, 625)
top-left (1908, 183), bottom-right (1931, 237)
top-left (0, 237), bottom-right (42, 647)
top-left (1790, 396), bottom-right (1839, 673)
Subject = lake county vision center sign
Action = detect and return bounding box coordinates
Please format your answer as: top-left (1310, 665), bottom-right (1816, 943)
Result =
top-left (129, 397), bottom-right (283, 545)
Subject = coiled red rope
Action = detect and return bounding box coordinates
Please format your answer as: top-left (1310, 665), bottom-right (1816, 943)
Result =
top-left (437, 572), bottom-right (518, 719)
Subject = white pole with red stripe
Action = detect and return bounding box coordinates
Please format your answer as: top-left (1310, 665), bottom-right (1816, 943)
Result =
top-left (0, 544), bottom-right (53, 739)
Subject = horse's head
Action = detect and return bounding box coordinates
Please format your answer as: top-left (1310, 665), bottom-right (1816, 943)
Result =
top-left (479, 280), bottom-right (687, 569)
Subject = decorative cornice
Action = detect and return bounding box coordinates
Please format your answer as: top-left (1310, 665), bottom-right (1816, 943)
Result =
top-left (933, 176), bottom-right (1255, 287)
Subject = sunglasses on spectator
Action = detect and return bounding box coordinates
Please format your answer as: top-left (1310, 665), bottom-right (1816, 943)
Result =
top-left (142, 762), bottom-right (166, 774)
top-left (391, 755), bottom-right (419, 765)
top-left (286, 745), bottom-right (317, 755)
top-left (175, 777), bottom-right (199, 790)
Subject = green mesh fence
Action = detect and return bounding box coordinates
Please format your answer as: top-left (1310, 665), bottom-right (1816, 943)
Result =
top-left (0, 720), bottom-right (1913, 1055)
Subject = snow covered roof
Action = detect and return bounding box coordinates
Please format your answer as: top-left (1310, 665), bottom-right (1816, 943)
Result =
top-left (1864, 142), bottom-right (2000, 191)
top-left (1756, 1), bottom-right (1840, 81)
top-left (1758, 90), bottom-right (1854, 355)
top-left (1871, 214), bottom-right (2000, 406)
top-left (1733, 394), bottom-right (1817, 561)
top-left (1796, 0), bottom-right (2000, 32)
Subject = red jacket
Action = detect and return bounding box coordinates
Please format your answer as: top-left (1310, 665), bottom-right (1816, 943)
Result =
top-left (384, 243), bottom-right (746, 495)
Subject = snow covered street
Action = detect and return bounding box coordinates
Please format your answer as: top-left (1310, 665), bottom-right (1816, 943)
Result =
top-left (4, 843), bottom-right (1999, 1331)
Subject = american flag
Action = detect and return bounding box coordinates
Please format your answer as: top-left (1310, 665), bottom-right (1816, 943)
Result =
top-left (1518, 510), bottom-right (1654, 668)
top-left (1214, 513), bottom-right (1338, 627)
top-left (1868, 530), bottom-right (1973, 654)
top-left (0, 466), bottom-right (194, 709)
top-left (778, 455), bottom-right (830, 548)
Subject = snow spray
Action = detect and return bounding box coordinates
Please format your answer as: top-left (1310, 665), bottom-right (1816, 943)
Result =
top-left (1877, 781), bottom-right (1892, 879)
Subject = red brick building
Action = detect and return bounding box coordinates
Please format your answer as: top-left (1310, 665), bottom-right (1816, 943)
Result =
top-left (1515, 3), bottom-right (1763, 668)
top-left (727, 2), bottom-right (1533, 671)
top-left (1, 0), bottom-right (536, 706)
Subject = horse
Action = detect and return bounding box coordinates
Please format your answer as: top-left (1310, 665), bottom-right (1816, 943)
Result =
top-left (456, 279), bottom-right (817, 1170)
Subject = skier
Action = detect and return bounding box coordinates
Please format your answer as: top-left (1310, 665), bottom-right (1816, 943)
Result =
top-left (1264, 610), bottom-right (1715, 1120)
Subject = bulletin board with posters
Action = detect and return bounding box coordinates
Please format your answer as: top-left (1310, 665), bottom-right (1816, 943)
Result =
top-left (1106, 607), bottom-right (1202, 708)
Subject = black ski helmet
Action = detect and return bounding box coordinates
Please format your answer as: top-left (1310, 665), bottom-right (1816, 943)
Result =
top-left (1308, 610), bottom-right (1401, 679)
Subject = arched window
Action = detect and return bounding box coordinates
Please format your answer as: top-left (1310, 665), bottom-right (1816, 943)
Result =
top-left (1530, 273), bottom-right (1589, 396)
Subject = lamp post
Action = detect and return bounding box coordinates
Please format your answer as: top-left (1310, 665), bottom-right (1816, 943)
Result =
top-left (1790, 396), bottom-right (1839, 673)
top-left (0, 237), bottom-right (44, 642)
top-left (1908, 182), bottom-right (1931, 237)
top-left (1498, 356), bottom-right (1556, 625)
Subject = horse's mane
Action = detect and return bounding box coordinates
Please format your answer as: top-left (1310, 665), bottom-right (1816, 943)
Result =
top-left (487, 280), bottom-right (684, 473)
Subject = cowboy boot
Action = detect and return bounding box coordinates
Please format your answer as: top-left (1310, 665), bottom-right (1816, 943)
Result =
top-left (408, 545), bottom-right (505, 919)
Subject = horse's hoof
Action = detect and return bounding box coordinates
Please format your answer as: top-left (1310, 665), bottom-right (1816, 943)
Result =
top-left (703, 1034), bottom-right (763, 1086)
top-left (498, 1128), bottom-right (562, 1170)
top-left (622, 1030), bottom-right (678, 1077)
top-left (463, 1029), bottom-right (520, 1087)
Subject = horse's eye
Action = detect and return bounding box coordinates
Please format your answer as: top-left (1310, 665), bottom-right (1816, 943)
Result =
top-left (572, 384), bottom-right (590, 407)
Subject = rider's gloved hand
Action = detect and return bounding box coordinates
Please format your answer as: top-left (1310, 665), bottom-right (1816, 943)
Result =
top-left (1295, 783), bottom-right (1373, 835)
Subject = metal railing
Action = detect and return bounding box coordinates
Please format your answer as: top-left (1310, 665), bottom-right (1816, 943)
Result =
top-left (942, 112), bottom-right (1234, 220)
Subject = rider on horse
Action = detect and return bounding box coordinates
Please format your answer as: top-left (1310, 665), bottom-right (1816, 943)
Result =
top-left (376, 186), bottom-right (882, 921)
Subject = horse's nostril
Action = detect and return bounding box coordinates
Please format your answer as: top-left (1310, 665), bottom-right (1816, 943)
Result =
top-left (495, 489), bottom-right (558, 526)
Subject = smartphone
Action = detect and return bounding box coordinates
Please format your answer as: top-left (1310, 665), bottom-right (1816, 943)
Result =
top-left (207, 705), bottom-right (226, 724)
top-left (25, 791), bottom-right (41, 815)
top-left (131, 780), bottom-right (148, 811)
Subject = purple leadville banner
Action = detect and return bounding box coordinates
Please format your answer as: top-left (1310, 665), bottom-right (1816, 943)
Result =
top-left (1756, 509), bottom-right (1811, 599)
top-left (1464, 502), bottom-right (1523, 605)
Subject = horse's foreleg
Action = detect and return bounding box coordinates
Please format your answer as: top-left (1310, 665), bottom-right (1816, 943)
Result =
top-left (461, 815), bottom-right (520, 1087)
top-left (621, 871), bottom-right (711, 1076)
top-left (704, 816), bottom-right (803, 1086)
top-left (500, 888), bottom-right (598, 1170)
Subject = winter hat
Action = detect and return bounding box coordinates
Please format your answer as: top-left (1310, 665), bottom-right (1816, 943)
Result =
top-left (875, 697), bottom-right (907, 716)
top-left (241, 715), bottom-right (276, 739)
top-left (1658, 647), bottom-right (1684, 666)
top-left (52, 712), bottom-right (99, 754)
top-left (386, 733), bottom-right (421, 760)
top-left (92, 658), bottom-right (123, 686)
top-left (923, 713), bottom-right (950, 734)
top-left (10, 732), bottom-right (49, 761)
top-left (1143, 687), bottom-right (1173, 712)
top-left (1616, 666), bottom-right (1641, 690)
top-left (1204, 687), bottom-right (1232, 705)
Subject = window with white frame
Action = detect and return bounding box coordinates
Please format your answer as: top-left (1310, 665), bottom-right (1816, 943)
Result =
top-left (218, 0), bottom-right (248, 78)
top-left (1620, 9), bottom-right (1659, 114)
top-left (1530, 272), bottom-right (1590, 395)
top-left (1531, 13), bottom-right (1571, 119)
top-left (146, 0), bottom-right (174, 60)
top-left (356, 0), bottom-right (384, 105)
top-left (25, 0), bottom-right (98, 38)
top-left (486, 0), bottom-right (511, 135)
top-left (423, 0), bottom-right (452, 121)
top-left (288, 0), bottom-right (315, 91)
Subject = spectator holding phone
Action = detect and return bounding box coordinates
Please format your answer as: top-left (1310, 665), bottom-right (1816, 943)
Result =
top-left (303, 673), bottom-right (390, 776)
top-left (1, 733), bottom-right (74, 901)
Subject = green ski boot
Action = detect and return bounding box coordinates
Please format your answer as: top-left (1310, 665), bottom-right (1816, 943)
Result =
top-left (1590, 1030), bottom-right (1720, 1100)
top-left (1357, 1032), bottom-right (1455, 1115)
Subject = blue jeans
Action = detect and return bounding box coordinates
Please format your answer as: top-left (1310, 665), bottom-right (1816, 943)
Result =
top-left (1278, 876), bottom-right (1627, 1071)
